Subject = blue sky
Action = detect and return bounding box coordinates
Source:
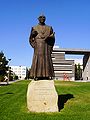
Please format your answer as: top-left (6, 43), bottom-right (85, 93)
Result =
top-left (0, 0), bottom-right (90, 67)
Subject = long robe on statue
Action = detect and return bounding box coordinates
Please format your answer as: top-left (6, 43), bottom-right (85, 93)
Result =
top-left (29, 24), bottom-right (55, 79)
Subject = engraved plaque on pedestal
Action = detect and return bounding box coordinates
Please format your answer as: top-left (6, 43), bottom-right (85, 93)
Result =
top-left (27, 80), bottom-right (58, 112)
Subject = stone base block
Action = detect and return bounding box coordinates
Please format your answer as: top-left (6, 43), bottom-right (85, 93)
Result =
top-left (27, 80), bottom-right (58, 112)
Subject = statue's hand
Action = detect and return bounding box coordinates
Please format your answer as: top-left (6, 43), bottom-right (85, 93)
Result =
top-left (32, 30), bottom-right (38, 38)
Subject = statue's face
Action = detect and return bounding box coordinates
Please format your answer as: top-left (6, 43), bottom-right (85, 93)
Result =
top-left (38, 16), bottom-right (46, 24)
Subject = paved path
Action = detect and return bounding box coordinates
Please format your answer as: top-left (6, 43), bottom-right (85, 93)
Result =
top-left (0, 79), bottom-right (23, 86)
top-left (75, 80), bottom-right (90, 82)
top-left (0, 79), bottom-right (90, 86)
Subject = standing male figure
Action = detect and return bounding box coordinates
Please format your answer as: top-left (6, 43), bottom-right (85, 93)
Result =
top-left (29, 15), bottom-right (55, 80)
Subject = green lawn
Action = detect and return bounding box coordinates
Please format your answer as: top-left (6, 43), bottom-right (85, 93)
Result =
top-left (0, 80), bottom-right (90, 120)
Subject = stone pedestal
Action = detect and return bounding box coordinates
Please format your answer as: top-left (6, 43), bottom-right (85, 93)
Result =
top-left (27, 80), bottom-right (58, 112)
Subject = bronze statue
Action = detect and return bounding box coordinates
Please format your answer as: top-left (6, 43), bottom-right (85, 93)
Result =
top-left (29, 15), bottom-right (55, 80)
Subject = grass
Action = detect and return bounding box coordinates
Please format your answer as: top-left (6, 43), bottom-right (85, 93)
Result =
top-left (0, 80), bottom-right (90, 120)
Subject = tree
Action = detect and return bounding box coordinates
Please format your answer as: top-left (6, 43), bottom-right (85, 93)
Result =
top-left (14, 75), bottom-right (18, 80)
top-left (0, 51), bottom-right (8, 81)
top-left (75, 64), bottom-right (82, 80)
top-left (77, 64), bottom-right (82, 79)
top-left (75, 64), bottom-right (78, 80)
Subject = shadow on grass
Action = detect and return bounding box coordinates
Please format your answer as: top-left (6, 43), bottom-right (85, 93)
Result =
top-left (6, 92), bottom-right (13, 94)
top-left (58, 94), bottom-right (74, 112)
top-left (0, 92), bottom-right (13, 96)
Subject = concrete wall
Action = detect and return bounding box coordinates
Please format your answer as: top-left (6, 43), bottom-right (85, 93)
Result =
top-left (52, 51), bottom-right (75, 81)
top-left (83, 54), bottom-right (90, 80)
top-left (52, 47), bottom-right (90, 81)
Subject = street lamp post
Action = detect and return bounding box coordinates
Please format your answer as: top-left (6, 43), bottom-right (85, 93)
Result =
top-left (0, 62), bottom-right (2, 84)
top-left (7, 59), bottom-right (11, 84)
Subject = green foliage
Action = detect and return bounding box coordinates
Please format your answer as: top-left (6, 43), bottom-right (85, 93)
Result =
top-left (0, 80), bottom-right (90, 120)
top-left (14, 75), bottom-right (18, 80)
top-left (75, 64), bottom-right (82, 80)
top-left (0, 51), bottom-right (8, 81)
top-left (0, 75), bottom-right (4, 82)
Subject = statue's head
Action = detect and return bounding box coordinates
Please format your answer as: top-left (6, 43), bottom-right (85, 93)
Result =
top-left (38, 14), bottom-right (46, 24)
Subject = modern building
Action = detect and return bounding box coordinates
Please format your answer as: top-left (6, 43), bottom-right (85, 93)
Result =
top-left (52, 48), bottom-right (74, 81)
top-left (52, 47), bottom-right (90, 80)
top-left (10, 66), bottom-right (27, 80)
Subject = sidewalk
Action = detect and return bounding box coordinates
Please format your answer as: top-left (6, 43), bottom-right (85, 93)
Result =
top-left (0, 79), bottom-right (23, 86)
top-left (75, 80), bottom-right (90, 82)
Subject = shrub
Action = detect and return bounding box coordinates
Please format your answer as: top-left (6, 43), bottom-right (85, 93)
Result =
top-left (0, 75), bottom-right (4, 82)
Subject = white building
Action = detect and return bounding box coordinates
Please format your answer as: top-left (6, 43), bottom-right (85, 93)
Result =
top-left (10, 66), bottom-right (27, 80)
top-left (66, 58), bottom-right (83, 69)
top-left (74, 58), bottom-right (83, 65)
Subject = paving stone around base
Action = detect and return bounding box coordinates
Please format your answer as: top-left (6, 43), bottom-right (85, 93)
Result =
top-left (27, 80), bottom-right (58, 112)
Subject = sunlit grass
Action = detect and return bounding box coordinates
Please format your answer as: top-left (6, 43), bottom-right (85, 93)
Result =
top-left (0, 80), bottom-right (90, 120)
